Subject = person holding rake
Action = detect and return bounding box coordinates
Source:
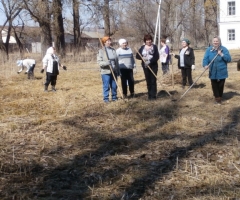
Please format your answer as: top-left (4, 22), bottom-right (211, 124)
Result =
top-left (202, 36), bottom-right (231, 105)
top-left (136, 34), bottom-right (159, 100)
top-left (97, 36), bottom-right (120, 103)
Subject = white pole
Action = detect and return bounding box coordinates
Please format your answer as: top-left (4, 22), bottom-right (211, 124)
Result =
top-left (153, 3), bottom-right (160, 44)
top-left (158, 0), bottom-right (162, 50)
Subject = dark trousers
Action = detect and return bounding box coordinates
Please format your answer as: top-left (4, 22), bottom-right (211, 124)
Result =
top-left (28, 64), bottom-right (35, 79)
top-left (143, 66), bottom-right (158, 99)
top-left (45, 72), bottom-right (58, 86)
top-left (181, 67), bottom-right (193, 86)
top-left (211, 79), bottom-right (225, 98)
top-left (120, 69), bottom-right (134, 95)
top-left (162, 63), bottom-right (169, 75)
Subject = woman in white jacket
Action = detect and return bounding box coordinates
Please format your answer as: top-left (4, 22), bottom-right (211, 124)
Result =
top-left (41, 47), bottom-right (61, 92)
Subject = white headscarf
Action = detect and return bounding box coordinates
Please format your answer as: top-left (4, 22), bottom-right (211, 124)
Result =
top-left (118, 39), bottom-right (127, 46)
top-left (16, 60), bottom-right (23, 66)
top-left (46, 47), bottom-right (55, 55)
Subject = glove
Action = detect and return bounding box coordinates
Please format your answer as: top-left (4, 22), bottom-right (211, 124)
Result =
top-left (144, 60), bottom-right (150, 68)
top-left (40, 69), bottom-right (44, 73)
top-left (191, 65), bottom-right (195, 70)
top-left (63, 66), bottom-right (67, 70)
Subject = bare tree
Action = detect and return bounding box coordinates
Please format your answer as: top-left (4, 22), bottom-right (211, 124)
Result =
top-left (204, 0), bottom-right (218, 45)
top-left (102, 0), bottom-right (110, 36)
top-left (0, 0), bottom-right (22, 59)
top-left (23, 0), bottom-right (52, 55)
top-left (72, 0), bottom-right (81, 52)
top-left (52, 0), bottom-right (66, 57)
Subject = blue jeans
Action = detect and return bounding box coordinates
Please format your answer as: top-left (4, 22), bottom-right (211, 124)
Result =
top-left (101, 73), bottom-right (118, 102)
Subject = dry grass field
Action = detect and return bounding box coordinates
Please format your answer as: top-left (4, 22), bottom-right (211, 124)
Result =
top-left (0, 49), bottom-right (240, 200)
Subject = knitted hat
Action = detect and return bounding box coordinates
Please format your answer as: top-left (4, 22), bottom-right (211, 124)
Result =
top-left (101, 36), bottom-right (111, 44)
top-left (182, 38), bottom-right (190, 45)
top-left (118, 38), bottom-right (127, 45)
top-left (16, 60), bottom-right (23, 67)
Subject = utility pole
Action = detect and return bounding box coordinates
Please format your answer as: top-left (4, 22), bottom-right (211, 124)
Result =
top-left (153, 0), bottom-right (162, 50)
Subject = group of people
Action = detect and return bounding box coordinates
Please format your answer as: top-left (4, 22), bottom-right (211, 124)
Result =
top-left (97, 34), bottom-right (231, 105)
top-left (16, 34), bottom-right (231, 105)
top-left (16, 46), bottom-right (66, 92)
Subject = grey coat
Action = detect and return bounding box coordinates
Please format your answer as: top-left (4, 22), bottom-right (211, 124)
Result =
top-left (97, 47), bottom-right (119, 75)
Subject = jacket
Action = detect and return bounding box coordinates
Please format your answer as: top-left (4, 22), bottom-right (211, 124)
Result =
top-left (136, 44), bottom-right (159, 69)
top-left (42, 47), bottom-right (60, 74)
top-left (116, 47), bottom-right (136, 69)
top-left (202, 46), bottom-right (231, 79)
top-left (174, 47), bottom-right (195, 68)
top-left (97, 47), bottom-right (119, 75)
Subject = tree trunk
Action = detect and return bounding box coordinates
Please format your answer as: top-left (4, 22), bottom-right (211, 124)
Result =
top-left (53, 0), bottom-right (66, 57)
top-left (73, 0), bottom-right (81, 54)
top-left (39, 0), bottom-right (52, 55)
top-left (103, 0), bottom-right (110, 36)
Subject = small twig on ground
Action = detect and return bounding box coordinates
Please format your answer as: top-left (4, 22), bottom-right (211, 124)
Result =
top-left (233, 163), bottom-right (240, 173)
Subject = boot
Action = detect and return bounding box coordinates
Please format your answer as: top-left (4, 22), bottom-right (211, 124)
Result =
top-left (44, 85), bottom-right (48, 92)
top-left (52, 85), bottom-right (56, 92)
top-left (215, 97), bottom-right (221, 104)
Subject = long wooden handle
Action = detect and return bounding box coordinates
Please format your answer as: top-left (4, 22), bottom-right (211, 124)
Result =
top-left (98, 38), bottom-right (124, 99)
top-left (135, 47), bottom-right (172, 97)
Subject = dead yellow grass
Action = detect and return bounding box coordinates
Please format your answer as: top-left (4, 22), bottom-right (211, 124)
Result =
top-left (0, 50), bottom-right (240, 199)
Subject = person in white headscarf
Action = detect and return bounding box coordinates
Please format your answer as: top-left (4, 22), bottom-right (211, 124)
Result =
top-left (116, 38), bottom-right (136, 98)
top-left (41, 47), bottom-right (66, 92)
top-left (16, 59), bottom-right (36, 79)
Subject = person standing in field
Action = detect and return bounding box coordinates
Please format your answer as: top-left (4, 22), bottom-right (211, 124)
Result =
top-left (202, 36), bottom-right (231, 104)
top-left (41, 47), bottom-right (62, 92)
top-left (159, 39), bottom-right (171, 75)
top-left (116, 38), bottom-right (136, 99)
top-left (172, 38), bottom-right (195, 89)
top-left (97, 36), bottom-right (120, 103)
top-left (16, 59), bottom-right (36, 79)
top-left (136, 34), bottom-right (159, 100)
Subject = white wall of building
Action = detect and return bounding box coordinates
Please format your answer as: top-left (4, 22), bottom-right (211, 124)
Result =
top-left (219, 0), bottom-right (240, 49)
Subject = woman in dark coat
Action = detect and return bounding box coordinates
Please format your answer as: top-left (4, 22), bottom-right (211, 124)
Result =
top-left (136, 34), bottom-right (159, 100)
top-left (172, 38), bottom-right (195, 88)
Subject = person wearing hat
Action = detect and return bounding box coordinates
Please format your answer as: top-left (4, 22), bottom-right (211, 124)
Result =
top-left (202, 36), bottom-right (231, 104)
top-left (116, 38), bottom-right (136, 99)
top-left (97, 36), bottom-right (120, 103)
top-left (172, 38), bottom-right (195, 88)
top-left (136, 34), bottom-right (159, 100)
top-left (41, 47), bottom-right (63, 92)
top-left (16, 59), bottom-right (36, 79)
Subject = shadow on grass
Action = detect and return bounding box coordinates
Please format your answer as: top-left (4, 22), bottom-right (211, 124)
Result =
top-left (1, 103), bottom-right (240, 199)
top-left (224, 91), bottom-right (240, 100)
top-left (193, 83), bottom-right (206, 88)
top-left (134, 79), bottom-right (145, 85)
